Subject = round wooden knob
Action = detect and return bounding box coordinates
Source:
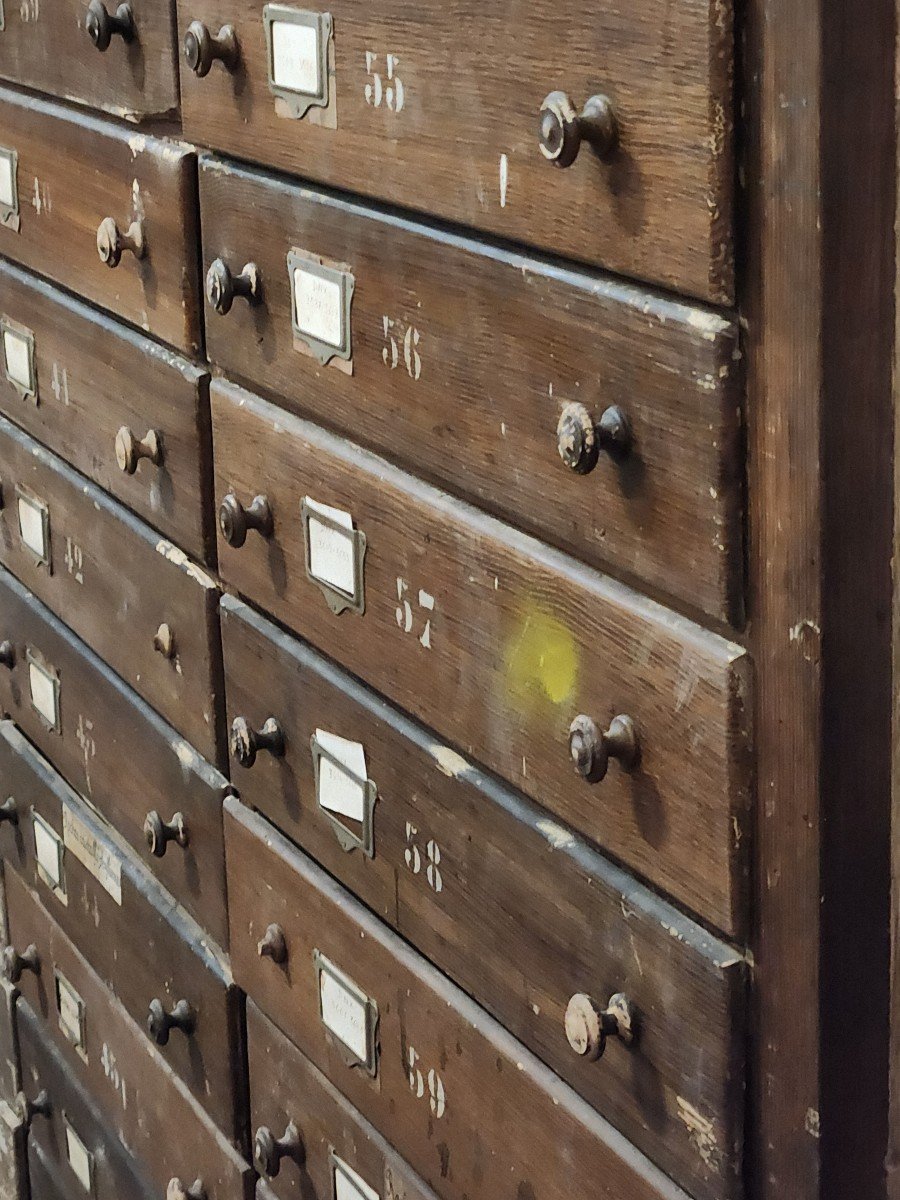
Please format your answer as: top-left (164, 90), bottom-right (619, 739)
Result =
top-left (2, 943), bottom-right (40, 984)
top-left (206, 258), bottom-right (260, 316)
top-left (97, 216), bottom-right (145, 268)
top-left (143, 810), bottom-right (189, 858)
top-left (230, 716), bottom-right (284, 769)
top-left (257, 923), bottom-right (288, 965)
top-left (568, 714), bottom-right (638, 783)
top-left (0, 640), bottom-right (15, 669)
top-left (0, 797), bottom-right (19, 825)
top-left (166, 1179), bottom-right (207, 1200)
top-left (184, 21), bottom-right (239, 76)
top-left (253, 1122), bottom-right (303, 1178)
top-left (116, 427), bottom-right (162, 475)
top-left (14, 1088), bottom-right (51, 1129)
top-left (147, 998), bottom-right (196, 1046)
top-left (218, 493), bottom-right (273, 548)
top-left (565, 993), bottom-right (635, 1060)
top-left (556, 403), bottom-right (632, 474)
top-left (85, 0), bottom-right (134, 49)
top-left (539, 91), bottom-right (618, 168)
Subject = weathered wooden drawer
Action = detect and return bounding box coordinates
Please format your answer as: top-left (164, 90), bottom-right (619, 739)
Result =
top-left (212, 380), bottom-right (751, 933)
top-left (0, 87), bottom-right (201, 353)
top-left (248, 999), bottom-right (442, 1200)
top-left (0, 978), bottom-right (19, 1103)
top-left (5, 868), bottom-right (255, 1200)
top-left (0, 1097), bottom-right (27, 1200)
top-left (179, 0), bottom-right (733, 301)
top-left (222, 596), bottom-right (745, 1200)
top-left (0, 567), bottom-right (230, 946)
top-left (228, 799), bottom-right (707, 1200)
top-left (0, 416), bottom-right (224, 765)
top-left (0, 0), bottom-right (179, 121)
top-left (0, 261), bottom-right (214, 565)
top-left (200, 161), bottom-right (742, 624)
top-left (0, 721), bottom-right (245, 1145)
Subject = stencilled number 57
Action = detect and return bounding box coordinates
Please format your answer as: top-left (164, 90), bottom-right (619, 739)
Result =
top-left (395, 577), bottom-right (434, 649)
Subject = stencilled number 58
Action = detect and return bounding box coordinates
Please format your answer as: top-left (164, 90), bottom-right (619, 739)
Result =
top-left (404, 822), bottom-right (443, 893)
top-left (407, 1045), bottom-right (446, 1118)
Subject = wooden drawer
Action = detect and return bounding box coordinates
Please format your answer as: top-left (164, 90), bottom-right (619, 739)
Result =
top-left (0, 261), bottom-right (214, 565)
top-left (0, 567), bottom-right (230, 947)
top-left (199, 160), bottom-right (742, 624)
top-left (212, 380), bottom-right (751, 933)
top-left (0, 978), bottom-right (20, 1104)
top-left (0, 87), bottom-right (201, 354)
top-left (0, 0), bottom-right (179, 121)
top-left (4, 868), bottom-right (255, 1200)
top-left (247, 999), bottom-right (441, 1200)
top-left (0, 1098), bottom-right (27, 1200)
top-left (0, 416), bottom-right (224, 766)
top-left (0, 721), bottom-right (245, 1145)
top-left (222, 596), bottom-right (745, 1200)
top-left (228, 799), bottom-right (710, 1200)
top-left (178, 0), bottom-right (733, 301)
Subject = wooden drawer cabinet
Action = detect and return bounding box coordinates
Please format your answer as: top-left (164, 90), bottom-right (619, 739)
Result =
top-left (178, 0), bottom-right (733, 301)
top-left (0, 721), bottom-right (245, 1145)
top-left (199, 157), bottom-right (742, 623)
top-left (0, 416), bottom-right (224, 765)
top-left (213, 380), bottom-right (751, 933)
top-left (222, 595), bottom-right (746, 1200)
top-left (0, 86), bottom-right (201, 353)
top-left (0, 567), bottom-right (230, 947)
top-left (0, 261), bottom-right (214, 565)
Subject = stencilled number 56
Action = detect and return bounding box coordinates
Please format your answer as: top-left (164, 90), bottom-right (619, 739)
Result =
top-left (407, 1045), bottom-right (446, 1118)
top-left (382, 316), bottom-right (423, 381)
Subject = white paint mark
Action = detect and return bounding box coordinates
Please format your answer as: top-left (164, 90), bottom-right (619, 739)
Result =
top-left (499, 154), bottom-right (509, 208)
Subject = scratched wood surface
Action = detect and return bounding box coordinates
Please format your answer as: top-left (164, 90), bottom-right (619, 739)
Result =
top-left (0, 415), bottom-right (225, 765)
top-left (212, 379), bottom-right (751, 934)
top-left (0, 86), bottom-right (200, 353)
top-left (222, 595), bottom-right (746, 1200)
top-left (0, 261), bottom-right (214, 565)
top-left (0, 721), bottom-right (246, 1146)
top-left (199, 158), bottom-right (743, 625)
top-left (225, 800), bottom-right (695, 1200)
top-left (0, 567), bottom-right (231, 947)
top-left (6, 868), bottom-right (256, 1200)
top-left (179, 0), bottom-right (734, 301)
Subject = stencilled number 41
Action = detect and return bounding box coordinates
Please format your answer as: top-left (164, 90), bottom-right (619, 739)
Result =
top-left (364, 52), bottom-right (405, 111)
top-left (395, 578), bottom-right (434, 649)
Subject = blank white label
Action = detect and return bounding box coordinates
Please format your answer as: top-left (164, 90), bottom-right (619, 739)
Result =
top-left (33, 813), bottom-right (63, 890)
top-left (319, 961), bottom-right (370, 1063)
top-left (17, 494), bottom-right (47, 560)
top-left (0, 154), bottom-right (14, 209)
top-left (3, 328), bottom-right (31, 390)
top-left (306, 498), bottom-right (356, 596)
top-left (65, 1122), bottom-right (93, 1192)
top-left (333, 1158), bottom-right (380, 1200)
top-left (271, 19), bottom-right (320, 94)
top-left (62, 806), bottom-right (122, 905)
top-left (29, 660), bottom-right (58, 729)
top-left (56, 974), bottom-right (84, 1048)
top-left (294, 269), bottom-right (343, 348)
top-left (316, 730), bottom-right (367, 822)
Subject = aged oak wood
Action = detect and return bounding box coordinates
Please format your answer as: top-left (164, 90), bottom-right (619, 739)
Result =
top-left (199, 157), bottom-right (743, 625)
top-left (212, 379), bottom-right (751, 933)
top-left (178, 0), bottom-right (734, 301)
top-left (0, 415), bottom-right (224, 765)
top-left (0, 260), bottom-right (215, 565)
top-left (0, 566), bottom-right (231, 946)
top-left (0, 86), bottom-right (201, 353)
top-left (222, 595), bottom-right (746, 1200)
top-left (0, 721), bottom-right (246, 1146)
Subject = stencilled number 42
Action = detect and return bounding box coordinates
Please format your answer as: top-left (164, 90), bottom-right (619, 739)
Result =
top-left (395, 578), bottom-right (434, 649)
top-left (407, 1045), bottom-right (446, 1118)
top-left (404, 822), bottom-right (443, 893)
top-left (365, 52), bottom-right (405, 111)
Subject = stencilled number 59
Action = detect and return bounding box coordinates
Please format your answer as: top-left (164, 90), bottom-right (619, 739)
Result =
top-left (407, 1045), bottom-right (446, 1118)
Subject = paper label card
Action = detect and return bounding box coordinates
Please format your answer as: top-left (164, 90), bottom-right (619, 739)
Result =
top-left (64, 1120), bottom-right (94, 1192)
top-left (287, 250), bottom-right (354, 365)
top-left (263, 6), bottom-right (332, 118)
top-left (32, 811), bottom-right (64, 895)
top-left (55, 972), bottom-right (86, 1052)
top-left (332, 1155), bottom-right (380, 1200)
top-left (62, 805), bottom-right (122, 905)
top-left (27, 653), bottom-right (60, 732)
top-left (302, 497), bottom-right (367, 615)
top-left (0, 148), bottom-right (18, 231)
top-left (315, 952), bottom-right (378, 1073)
top-left (312, 729), bottom-right (377, 856)
top-left (1, 320), bottom-right (35, 399)
top-left (16, 489), bottom-right (50, 566)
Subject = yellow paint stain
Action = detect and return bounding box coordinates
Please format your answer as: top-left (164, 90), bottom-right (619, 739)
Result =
top-left (504, 605), bottom-right (578, 710)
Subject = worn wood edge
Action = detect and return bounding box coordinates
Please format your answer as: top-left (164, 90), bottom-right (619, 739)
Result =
top-left (706, 0), bottom-right (737, 304)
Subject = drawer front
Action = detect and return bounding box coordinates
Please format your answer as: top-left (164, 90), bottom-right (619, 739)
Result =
top-left (5, 869), bottom-right (255, 1200)
top-left (226, 800), bottom-right (694, 1200)
top-left (0, 721), bottom-right (245, 1144)
top-left (179, 0), bottom-right (733, 301)
top-left (0, 979), bottom-right (19, 1103)
top-left (199, 160), bottom-right (742, 624)
top-left (0, 261), bottom-right (214, 565)
top-left (0, 0), bottom-right (179, 120)
top-left (222, 597), bottom-right (745, 1200)
top-left (212, 380), bottom-right (751, 933)
top-left (0, 416), bottom-right (224, 765)
top-left (248, 1000), bottom-right (439, 1200)
top-left (0, 1100), bottom-right (27, 1200)
top-left (0, 567), bottom-right (230, 946)
top-left (0, 86), bottom-right (200, 353)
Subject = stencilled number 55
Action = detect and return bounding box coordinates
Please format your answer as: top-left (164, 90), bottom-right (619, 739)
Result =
top-left (364, 51), bottom-right (405, 111)
top-left (407, 1045), bottom-right (446, 1118)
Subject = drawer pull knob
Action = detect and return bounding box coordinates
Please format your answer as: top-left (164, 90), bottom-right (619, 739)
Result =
top-left (14, 1088), bottom-right (51, 1129)
top-left (143, 810), bottom-right (189, 858)
top-left (568, 714), bottom-right (638, 783)
top-left (148, 998), bottom-right (196, 1046)
top-left (116, 427), bottom-right (163, 475)
top-left (184, 21), bottom-right (239, 77)
top-left (85, 0), bottom-right (135, 50)
top-left (2, 943), bottom-right (40, 983)
top-left (254, 1121), bottom-right (304, 1178)
top-left (230, 716), bottom-right (284, 769)
top-left (257, 923), bottom-right (288, 965)
top-left (97, 216), bottom-right (146, 268)
top-left (206, 258), bottom-right (260, 316)
top-left (557, 403), bottom-right (632, 474)
top-left (166, 1179), bottom-right (207, 1200)
top-left (539, 91), bottom-right (618, 168)
top-left (565, 992), bottom-right (635, 1060)
top-left (218, 493), bottom-right (273, 548)
top-left (153, 623), bottom-right (177, 661)
top-left (0, 797), bottom-right (18, 825)
top-left (0, 640), bottom-right (14, 669)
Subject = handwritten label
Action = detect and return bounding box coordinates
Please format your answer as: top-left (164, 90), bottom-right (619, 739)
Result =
top-left (294, 268), bottom-right (343, 348)
top-left (333, 1157), bottom-right (380, 1200)
top-left (55, 972), bottom-right (85, 1051)
top-left (64, 1121), bottom-right (93, 1192)
top-left (32, 812), bottom-right (63, 892)
top-left (317, 954), bottom-right (374, 1068)
top-left (63, 805), bottom-right (122, 905)
top-left (17, 492), bottom-right (48, 562)
top-left (0, 151), bottom-right (14, 210)
top-left (316, 730), bottom-right (367, 822)
top-left (28, 658), bottom-right (58, 730)
top-left (305, 498), bottom-right (357, 597)
top-left (2, 326), bottom-right (32, 392)
top-left (271, 18), bottom-right (320, 94)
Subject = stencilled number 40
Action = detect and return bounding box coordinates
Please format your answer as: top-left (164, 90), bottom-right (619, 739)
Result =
top-left (395, 578), bottom-right (434, 649)
top-left (407, 1045), bottom-right (446, 1118)
top-left (365, 52), bottom-right (405, 111)
top-left (404, 822), bottom-right (443, 893)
